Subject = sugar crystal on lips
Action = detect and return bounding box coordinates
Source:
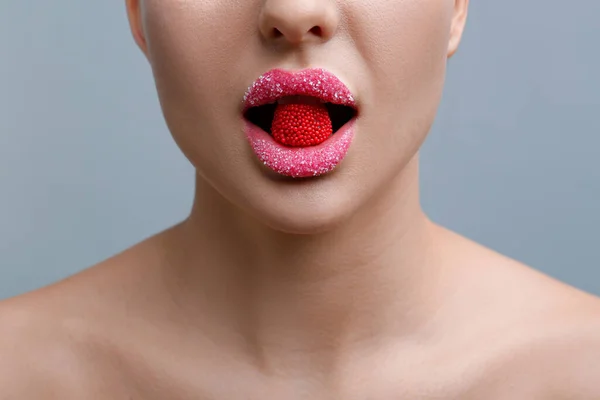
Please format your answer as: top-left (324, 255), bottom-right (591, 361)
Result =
top-left (249, 129), bottom-right (353, 178)
top-left (243, 68), bottom-right (355, 110)
top-left (243, 68), bottom-right (356, 178)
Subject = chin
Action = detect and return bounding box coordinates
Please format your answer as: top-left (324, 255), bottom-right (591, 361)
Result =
top-left (237, 173), bottom-right (363, 235)
top-left (250, 202), bottom-right (357, 235)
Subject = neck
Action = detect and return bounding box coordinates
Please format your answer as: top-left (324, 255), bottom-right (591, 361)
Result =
top-left (161, 155), bottom-right (443, 372)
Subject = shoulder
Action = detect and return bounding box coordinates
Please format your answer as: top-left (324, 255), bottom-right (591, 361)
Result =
top-left (0, 239), bottom-right (169, 398)
top-left (498, 306), bottom-right (600, 399)
top-left (467, 269), bottom-right (600, 398)
top-left (439, 228), bottom-right (600, 398)
top-left (497, 262), bottom-right (600, 397)
top-left (532, 305), bottom-right (600, 399)
top-left (0, 286), bottom-right (128, 398)
top-left (448, 291), bottom-right (600, 399)
top-left (0, 297), bottom-right (79, 397)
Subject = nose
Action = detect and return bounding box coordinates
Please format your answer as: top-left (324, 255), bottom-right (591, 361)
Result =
top-left (258, 0), bottom-right (339, 45)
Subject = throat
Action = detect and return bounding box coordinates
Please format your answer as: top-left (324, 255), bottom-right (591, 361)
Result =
top-left (166, 164), bottom-right (434, 362)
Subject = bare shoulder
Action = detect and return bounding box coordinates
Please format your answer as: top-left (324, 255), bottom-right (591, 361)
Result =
top-left (442, 229), bottom-right (600, 398)
top-left (0, 280), bottom-right (148, 399)
top-left (0, 249), bottom-right (156, 398)
top-left (0, 296), bottom-right (87, 398)
top-left (0, 233), bottom-right (172, 398)
top-left (542, 313), bottom-right (600, 399)
top-left (472, 304), bottom-right (600, 399)
top-left (513, 284), bottom-right (600, 399)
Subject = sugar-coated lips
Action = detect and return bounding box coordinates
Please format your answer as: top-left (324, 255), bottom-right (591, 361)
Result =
top-left (242, 68), bottom-right (358, 178)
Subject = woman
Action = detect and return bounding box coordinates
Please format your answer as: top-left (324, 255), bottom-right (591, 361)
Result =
top-left (1, 0), bottom-right (599, 397)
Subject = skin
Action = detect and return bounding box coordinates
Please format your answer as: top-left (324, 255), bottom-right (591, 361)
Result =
top-left (1, 0), bottom-right (600, 398)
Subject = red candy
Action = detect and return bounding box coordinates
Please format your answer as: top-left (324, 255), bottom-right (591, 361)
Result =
top-left (271, 103), bottom-right (333, 147)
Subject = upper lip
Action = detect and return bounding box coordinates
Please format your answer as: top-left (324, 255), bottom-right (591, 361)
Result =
top-left (242, 68), bottom-right (357, 112)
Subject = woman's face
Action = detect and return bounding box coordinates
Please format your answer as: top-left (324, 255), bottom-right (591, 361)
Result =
top-left (127, 0), bottom-right (468, 233)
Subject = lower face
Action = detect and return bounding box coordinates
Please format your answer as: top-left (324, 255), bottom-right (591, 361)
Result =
top-left (140, 0), bottom-right (454, 233)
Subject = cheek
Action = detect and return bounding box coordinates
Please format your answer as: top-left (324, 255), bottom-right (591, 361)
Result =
top-left (351, 0), bottom-right (452, 94)
top-left (140, 1), bottom-right (258, 161)
top-left (349, 0), bottom-right (452, 68)
top-left (141, 1), bottom-right (256, 114)
top-left (349, 0), bottom-right (452, 147)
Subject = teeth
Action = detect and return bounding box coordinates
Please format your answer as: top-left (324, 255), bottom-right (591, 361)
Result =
top-left (277, 96), bottom-right (325, 106)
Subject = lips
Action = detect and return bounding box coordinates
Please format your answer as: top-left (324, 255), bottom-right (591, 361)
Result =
top-left (243, 68), bottom-right (358, 178)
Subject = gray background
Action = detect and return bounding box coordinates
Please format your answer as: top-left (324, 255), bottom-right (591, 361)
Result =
top-left (0, 1), bottom-right (598, 299)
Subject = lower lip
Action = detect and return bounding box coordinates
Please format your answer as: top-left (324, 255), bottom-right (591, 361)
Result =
top-left (244, 120), bottom-right (355, 178)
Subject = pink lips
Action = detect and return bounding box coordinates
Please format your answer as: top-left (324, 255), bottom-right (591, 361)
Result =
top-left (243, 68), bottom-right (357, 178)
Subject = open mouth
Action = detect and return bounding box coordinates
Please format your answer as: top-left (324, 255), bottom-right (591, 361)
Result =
top-left (244, 96), bottom-right (357, 138)
top-left (242, 68), bottom-right (358, 178)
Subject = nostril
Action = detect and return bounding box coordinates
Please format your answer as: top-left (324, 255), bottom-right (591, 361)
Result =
top-left (270, 26), bottom-right (323, 41)
top-left (272, 28), bottom-right (283, 38)
top-left (309, 26), bottom-right (322, 37)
